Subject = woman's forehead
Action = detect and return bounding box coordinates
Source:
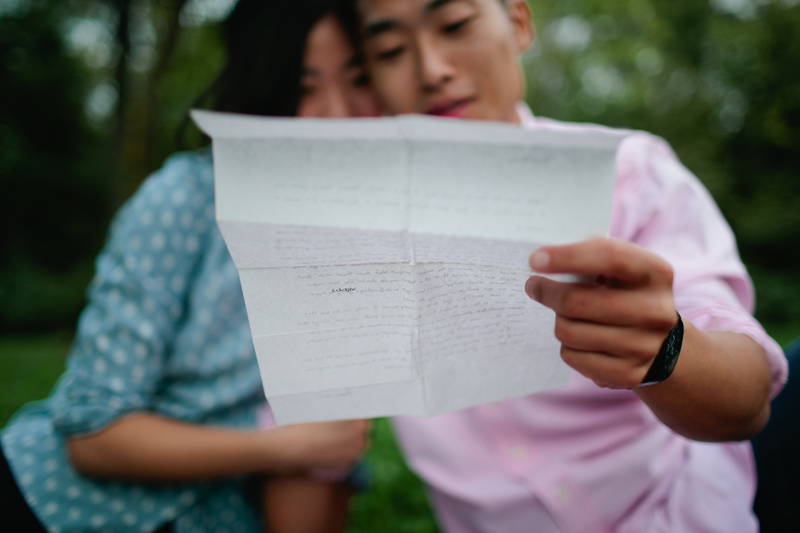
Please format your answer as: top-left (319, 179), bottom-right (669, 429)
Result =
top-left (304, 15), bottom-right (356, 70)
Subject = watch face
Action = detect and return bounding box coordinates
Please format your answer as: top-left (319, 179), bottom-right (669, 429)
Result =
top-left (640, 315), bottom-right (684, 386)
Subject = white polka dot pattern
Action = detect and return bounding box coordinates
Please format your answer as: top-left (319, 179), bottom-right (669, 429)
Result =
top-left (1, 152), bottom-right (264, 533)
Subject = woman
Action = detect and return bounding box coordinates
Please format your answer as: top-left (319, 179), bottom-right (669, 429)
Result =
top-left (0, 1), bottom-right (379, 532)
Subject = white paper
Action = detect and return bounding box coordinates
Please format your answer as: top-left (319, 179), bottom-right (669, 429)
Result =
top-left (193, 110), bottom-right (625, 425)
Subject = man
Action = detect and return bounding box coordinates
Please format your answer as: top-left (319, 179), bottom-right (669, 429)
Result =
top-left (355, 0), bottom-right (788, 531)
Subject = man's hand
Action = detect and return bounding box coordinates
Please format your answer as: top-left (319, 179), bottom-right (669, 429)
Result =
top-left (524, 237), bottom-right (772, 442)
top-left (525, 238), bottom-right (678, 389)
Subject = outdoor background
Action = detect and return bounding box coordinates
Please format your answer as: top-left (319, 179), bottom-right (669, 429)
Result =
top-left (1, 0), bottom-right (798, 530)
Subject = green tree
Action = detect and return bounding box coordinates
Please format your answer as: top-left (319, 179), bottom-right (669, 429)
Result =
top-left (0, 1), bottom-right (107, 330)
top-left (0, 0), bottom-right (224, 331)
top-left (525, 0), bottom-right (800, 330)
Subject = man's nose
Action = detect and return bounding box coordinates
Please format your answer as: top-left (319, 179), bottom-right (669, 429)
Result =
top-left (415, 36), bottom-right (454, 92)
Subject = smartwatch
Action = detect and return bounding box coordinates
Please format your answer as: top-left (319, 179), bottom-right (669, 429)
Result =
top-left (639, 313), bottom-right (684, 386)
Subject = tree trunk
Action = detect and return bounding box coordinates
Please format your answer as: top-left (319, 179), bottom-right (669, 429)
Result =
top-left (109, 0), bottom-right (133, 212)
top-left (143, 0), bottom-right (190, 175)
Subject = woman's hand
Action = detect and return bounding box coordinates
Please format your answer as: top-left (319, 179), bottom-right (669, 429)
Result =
top-left (266, 420), bottom-right (370, 474)
top-left (525, 238), bottom-right (676, 389)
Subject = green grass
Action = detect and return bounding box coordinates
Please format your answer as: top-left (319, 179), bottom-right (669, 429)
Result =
top-left (348, 418), bottom-right (439, 532)
top-left (0, 331), bottom-right (71, 426)
top-left (2, 322), bottom-right (799, 530)
top-left (760, 323), bottom-right (800, 349)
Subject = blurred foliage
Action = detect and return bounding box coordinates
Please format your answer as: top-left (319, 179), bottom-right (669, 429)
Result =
top-left (0, 0), bottom-right (798, 333)
top-left (524, 0), bottom-right (800, 324)
top-left (348, 418), bottom-right (439, 533)
top-left (0, 1), bottom-right (107, 330)
top-left (0, 0), bottom-right (223, 331)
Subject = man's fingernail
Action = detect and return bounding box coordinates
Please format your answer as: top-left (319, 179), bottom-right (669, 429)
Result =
top-left (530, 250), bottom-right (550, 270)
top-left (525, 277), bottom-right (535, 299)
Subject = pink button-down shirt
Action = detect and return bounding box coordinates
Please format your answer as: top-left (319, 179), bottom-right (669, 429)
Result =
top-left (391, 105), bottom-right (788, 533)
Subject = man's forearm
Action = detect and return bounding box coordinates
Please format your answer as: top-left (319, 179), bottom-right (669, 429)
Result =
top-left (634, 323), bottom-right (772, 442)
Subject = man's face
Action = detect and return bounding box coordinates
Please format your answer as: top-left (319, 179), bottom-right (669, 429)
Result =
top-left (359, 0), bottom-right (534, 124)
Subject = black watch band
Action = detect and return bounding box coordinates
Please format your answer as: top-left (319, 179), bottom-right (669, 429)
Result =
top-left (639, 313), bottom-right (684, 386)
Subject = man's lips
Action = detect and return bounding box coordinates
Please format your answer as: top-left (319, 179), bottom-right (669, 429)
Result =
top-left (425, 98), bottom-right (473, 118)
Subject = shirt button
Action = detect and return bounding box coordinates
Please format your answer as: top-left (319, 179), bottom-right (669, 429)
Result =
top-left (508, 444), bottom-right (529, 462)
top-left (556, 485), bottom-right (570, 501)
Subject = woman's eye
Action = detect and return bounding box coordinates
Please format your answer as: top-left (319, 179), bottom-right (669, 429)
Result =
top-left (442, 17), bottom-right (472, 34)
top-left (300, 84), bottom-right (315, 96)
top-left (377, 46), bottom-right (405, 61)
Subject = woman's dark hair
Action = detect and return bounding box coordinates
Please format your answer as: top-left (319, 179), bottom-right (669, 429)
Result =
top-left (202, 0), bottom-right (362, 117)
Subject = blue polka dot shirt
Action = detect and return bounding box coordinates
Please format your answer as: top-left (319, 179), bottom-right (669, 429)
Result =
top-left (1, 151), bottom-right (265, 533)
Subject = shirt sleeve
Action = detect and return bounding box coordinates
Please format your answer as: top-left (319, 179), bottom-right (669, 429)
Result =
top-left (51, 152), bottom-right (216, 437)
top-left (610, 133), bottom-right (788, 398)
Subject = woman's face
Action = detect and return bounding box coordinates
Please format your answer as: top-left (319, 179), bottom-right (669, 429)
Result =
top-left (297, 15), bottom-right (381, 118)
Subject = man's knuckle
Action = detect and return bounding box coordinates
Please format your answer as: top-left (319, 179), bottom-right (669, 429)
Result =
top-left (563, 291), bottom-right (589, 317)
top-left (560, 346), bottom-right (577, 366)
top-left (622, 377), bottom-right (640, 389)
top-left (654, 260), bottom-right (674, 284)
top-left (608, 239), bottom-right (628, 259)
top-left (562, 291), bottom-right (577, 315)
top-left (609, 367), bottom-right (638, 389)
top-left (656, 303), bottom-right (677, 330)
top-left (648, 336), bottom-right (664, 358)
top-left (641, 300), bottom-right (676, 330)
top-left (630, 339), bottom-right (657, 361)
top-left (554, 318), bottom-right (573, 343)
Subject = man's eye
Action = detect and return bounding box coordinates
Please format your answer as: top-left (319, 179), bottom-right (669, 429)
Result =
top-left (300, 85), bottom-right (315, 96)
top-left (442, 17), bottom-right (472, 34)
top-left (377, 46), bottom-right (405, 61)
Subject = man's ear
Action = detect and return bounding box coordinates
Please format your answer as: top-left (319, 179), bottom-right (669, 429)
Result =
top-left (506, 0), bottom-right (535, 53)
